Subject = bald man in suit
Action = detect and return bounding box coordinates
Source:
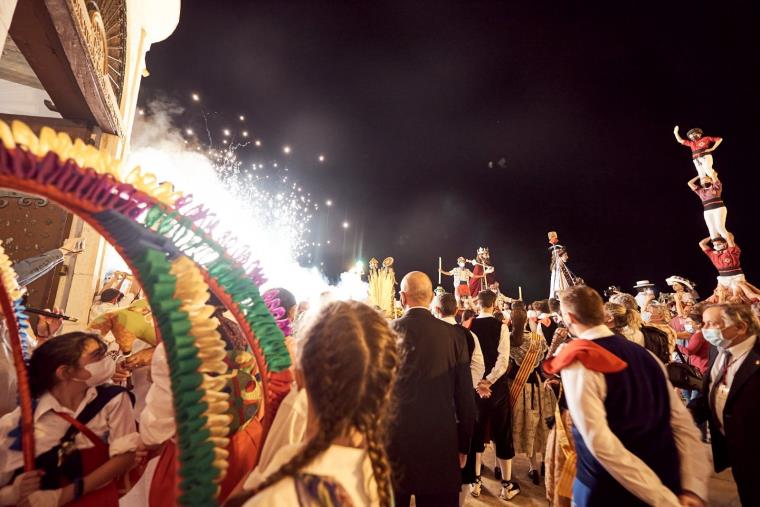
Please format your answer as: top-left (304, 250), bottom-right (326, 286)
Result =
top-left (387, 272), bottom-right (476, 507)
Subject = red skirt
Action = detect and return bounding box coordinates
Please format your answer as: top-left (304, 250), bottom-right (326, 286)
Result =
top-left (149, 418), bottom-right (265, 506)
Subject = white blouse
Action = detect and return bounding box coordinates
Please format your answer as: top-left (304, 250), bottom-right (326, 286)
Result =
top-left (244, 443), bottom-right (379, 506)
top-left (0, 386), bottom-right (139, 486)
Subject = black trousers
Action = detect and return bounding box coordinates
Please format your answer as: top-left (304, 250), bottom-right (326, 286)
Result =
top-left (473, 385), bottom-right (514, 459)
top-left (394, 491), bottom-right (459, 507)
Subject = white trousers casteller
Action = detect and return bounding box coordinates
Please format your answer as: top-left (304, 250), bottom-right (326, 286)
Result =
top-left (703, 206), bottom-right (729, 240)
top-left (693, 154), bottom-right (717, 180)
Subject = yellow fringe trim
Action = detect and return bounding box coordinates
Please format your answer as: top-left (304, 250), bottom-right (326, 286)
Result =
top-left (0, 240), bottom-right (24, 301)
top-left (169, 256), bottom-right (233, 482)
top-left (0, 119), bottom-right (181, 207)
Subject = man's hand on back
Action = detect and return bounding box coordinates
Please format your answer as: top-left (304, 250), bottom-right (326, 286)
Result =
top-left (679, 492), bottom-right (705, 507)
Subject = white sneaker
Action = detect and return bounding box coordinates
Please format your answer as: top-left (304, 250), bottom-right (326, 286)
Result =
top-left (499, 480), bottom-right (520, 500)
top-left (469, 476), bottom-right (482, 498)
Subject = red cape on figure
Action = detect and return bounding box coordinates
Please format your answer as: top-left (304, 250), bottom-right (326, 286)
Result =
top-left (469, 263), bottom-right (495, 297)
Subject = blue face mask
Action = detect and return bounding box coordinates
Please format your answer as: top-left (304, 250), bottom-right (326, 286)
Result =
top-left (702, 328), bottom-right (730, 349)
top-left (641, 311), bottom-right (652, 322)
top-left (684, 323), bottom-right (695, 334)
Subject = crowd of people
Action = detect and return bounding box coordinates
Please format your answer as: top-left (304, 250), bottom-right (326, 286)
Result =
top-left (0, 126), bottom-right (757, 506)
top-left (1, 260), bottom-right (759, 506)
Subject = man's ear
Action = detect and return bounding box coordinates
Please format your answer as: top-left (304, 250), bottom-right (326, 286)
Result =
top-left (56, 364), bottom-right (72, 383)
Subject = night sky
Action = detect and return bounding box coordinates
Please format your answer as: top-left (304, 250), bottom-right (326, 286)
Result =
top-left (141, 1), bottom-right (760, 302)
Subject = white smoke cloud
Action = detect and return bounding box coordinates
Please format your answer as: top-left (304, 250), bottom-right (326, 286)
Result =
top-left (120, 99), bottom-right (367, 305)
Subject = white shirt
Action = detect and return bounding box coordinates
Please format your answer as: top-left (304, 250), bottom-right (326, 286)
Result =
top-left (244, 386), bottom-right (309, 489)
top-left (709, 335), bottom-right (757, 433)
top-left (450, 267), bottom-right (473, 286)
top-left (560, 325), bottom-right (710, 506)
top-left (139, 342), bottom-right (176, 446)
top-left (634, 292), bottom-right (648, 310)
top-left (441, 316), bottom-right (485, 387)
top-left (244, 443), bottom-right (378, 506)
top-left (476, 313), bottom-right (511, 384)
top-left (0, 386), bottom-right (139, 486)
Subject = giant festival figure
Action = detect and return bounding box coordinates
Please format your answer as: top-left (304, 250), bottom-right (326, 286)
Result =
top-left (548, 232), bottom-right (583, 298)
top-left (468, 247), bottom-right (495, 297)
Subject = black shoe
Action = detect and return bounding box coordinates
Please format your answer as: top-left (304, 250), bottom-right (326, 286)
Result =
top-left (494, 464), bottom-right (502, 480)
top-left (528, 469), bottom-right (540, 485)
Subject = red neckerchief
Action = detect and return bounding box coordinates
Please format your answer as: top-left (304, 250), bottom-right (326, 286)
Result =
top-left (543, 339), bottom-right (628, 375)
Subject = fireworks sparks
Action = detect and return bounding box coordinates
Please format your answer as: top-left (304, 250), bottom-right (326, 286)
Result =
top-left (128, 131), bottom-right (329, 299)
top-left (131, 93), bottom-right (359, 299)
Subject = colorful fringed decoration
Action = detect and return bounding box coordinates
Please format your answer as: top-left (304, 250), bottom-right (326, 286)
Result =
top-left (0, 240), bottom-right (35, 470)
top-left (0, 120), bottom-right (295, 503)
top-left (169, 256), bottom-right (233, 484)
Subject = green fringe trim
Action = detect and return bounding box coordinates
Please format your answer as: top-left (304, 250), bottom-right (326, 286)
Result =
top-left (133, 248), bottom-right (219, 506)
top-left (143, 206), bottom-right (291, 372)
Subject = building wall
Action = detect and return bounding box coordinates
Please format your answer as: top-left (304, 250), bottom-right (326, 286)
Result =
top-left (57, 0), bottom-right (181, 330)
top-left (0, 0), bottom-right (18, 57)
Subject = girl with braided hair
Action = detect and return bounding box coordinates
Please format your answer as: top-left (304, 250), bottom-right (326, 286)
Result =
top-left (229, 301), bottom-right (399, 507)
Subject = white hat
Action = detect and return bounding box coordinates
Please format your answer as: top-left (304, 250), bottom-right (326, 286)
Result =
top-left (633, 280), bottom-right (654, 289)
top-left (665, 276), bottom-right (694, 291)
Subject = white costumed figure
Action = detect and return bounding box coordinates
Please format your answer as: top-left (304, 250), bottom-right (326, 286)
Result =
top-left (548, 231), bottom-right (582, 298)
top-left (439, 256), bottom-right (479, 305)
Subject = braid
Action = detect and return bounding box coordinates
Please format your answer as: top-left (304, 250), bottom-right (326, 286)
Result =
top-left (224, 430), bottom-right (338, 507)
top-left (357, 415), bottom-right (393, 507)
top-left (352, 305), bottom-right (398, 507)
top-left (231, 301), bottom-right (398, 506)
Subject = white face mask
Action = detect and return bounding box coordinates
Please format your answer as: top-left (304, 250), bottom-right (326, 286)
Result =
top-left (73, 357), bottom-right (116, 387)
top-left (641, 311), bottom-right (652, 322)
top-left (458, 263), bottom-right (465, 268)
top-left (702, 328), bottom-right (730, 349)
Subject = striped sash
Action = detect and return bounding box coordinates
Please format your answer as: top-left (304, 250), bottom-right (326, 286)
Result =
top-left (509, 332), bottom-right (542, 409)
top-left (554, 386), bottom-right (576, 498)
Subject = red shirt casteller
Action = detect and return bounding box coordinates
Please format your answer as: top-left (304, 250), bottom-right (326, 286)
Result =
top-left (704, 246), bottom-right (742, 273)
top-left (681, 136), bottom-right (720, 159)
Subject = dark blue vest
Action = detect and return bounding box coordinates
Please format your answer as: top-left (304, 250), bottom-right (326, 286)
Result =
top-left (572, 335), bottom-right (681, 506)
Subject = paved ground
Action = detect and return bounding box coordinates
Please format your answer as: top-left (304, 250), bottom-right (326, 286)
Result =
top-left (461, 445), bottom-right (740, 506)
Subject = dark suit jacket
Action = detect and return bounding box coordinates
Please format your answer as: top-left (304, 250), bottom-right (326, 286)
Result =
top-left (387, 308), bottom-right (476, 495)
top-left (689, 337), bottom-right (760, 505)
